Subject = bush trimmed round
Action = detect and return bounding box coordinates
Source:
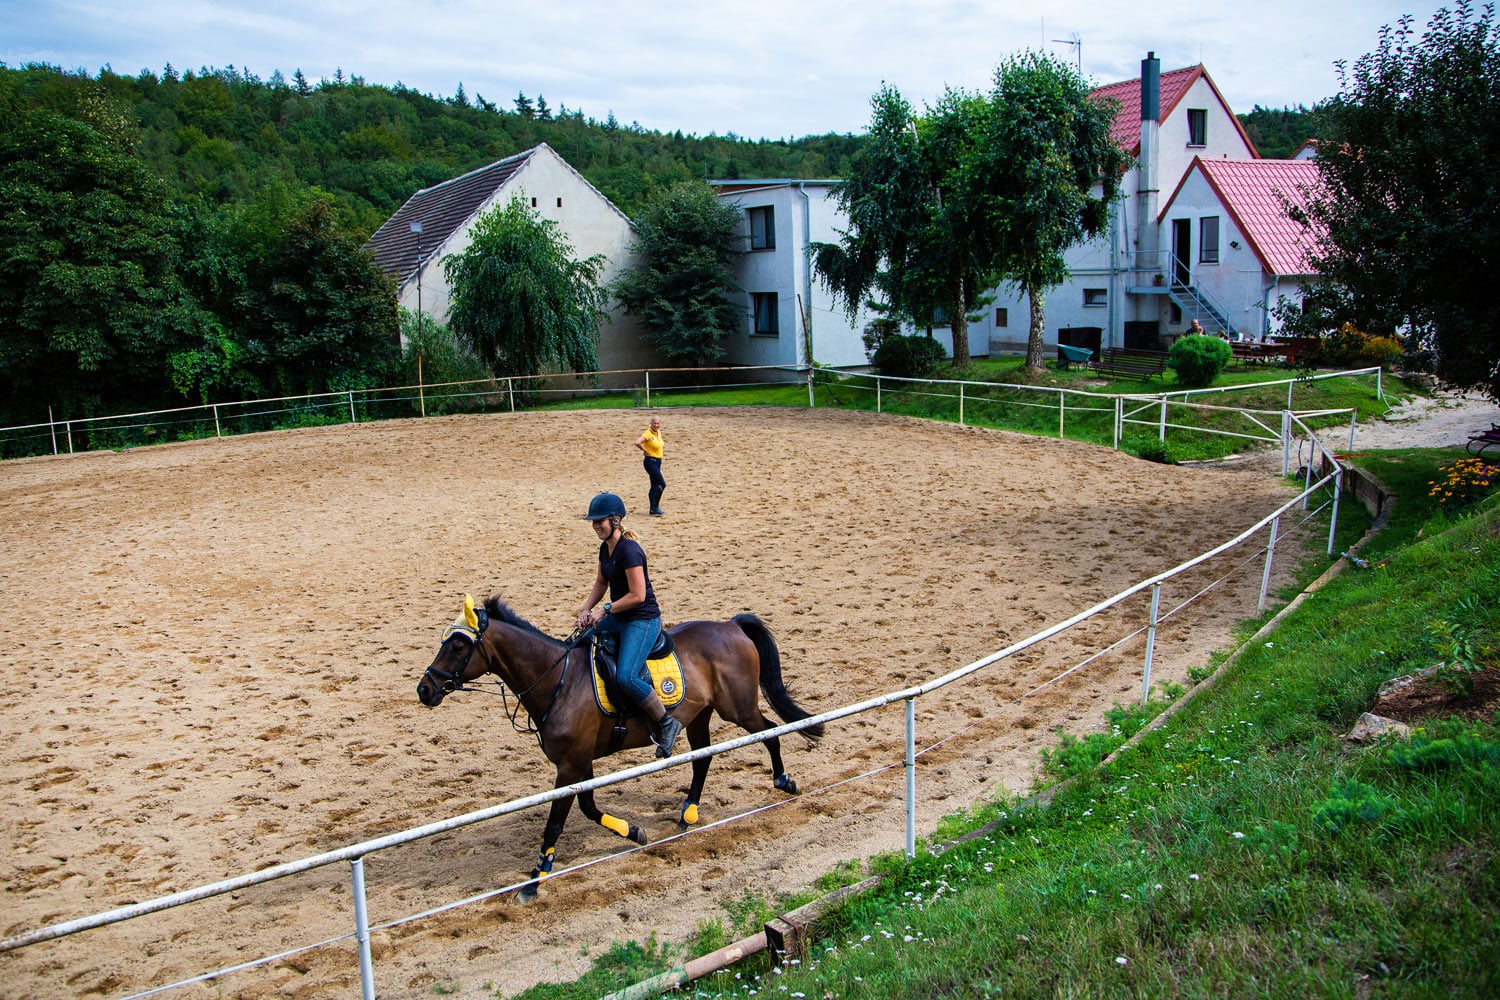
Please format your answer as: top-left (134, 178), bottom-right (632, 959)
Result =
top-left (1167, 335), bottom-right (1232, 387)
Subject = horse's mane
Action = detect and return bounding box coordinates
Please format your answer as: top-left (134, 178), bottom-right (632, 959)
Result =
top-left (484, 595), bottom-right (564, 645)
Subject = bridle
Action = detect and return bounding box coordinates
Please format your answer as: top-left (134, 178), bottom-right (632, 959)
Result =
top-left (422, 612), bottom-right (593, 748)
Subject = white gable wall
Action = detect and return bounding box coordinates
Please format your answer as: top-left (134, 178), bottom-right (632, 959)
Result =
top-left (398, 145), bottom-right (663, 372)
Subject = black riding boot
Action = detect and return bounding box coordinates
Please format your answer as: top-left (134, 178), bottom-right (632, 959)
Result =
top-left (639, 691), bottom-right (683, 758)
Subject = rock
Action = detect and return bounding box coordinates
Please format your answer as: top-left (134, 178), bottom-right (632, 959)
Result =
top-left (1343, 712), bottom-right (1411, 743)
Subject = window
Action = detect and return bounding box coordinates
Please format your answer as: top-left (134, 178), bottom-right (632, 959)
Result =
top-left (556, 197), bottom-right (562, 207)
top-left (748, 206), bottom-right (775, 250)
top-left (995, 308), bottom-right (1008, 328)
top-left (1187, 109), bottom-right (1207, 146)
top-left (751, 293), bottom-right (779, 335)
top-left (1199, 216), bottom-right (1220, 264)
top-left (531, 196), bottom-right (538, 208)
top-left (1083, 288), bottom-right (1108, 308)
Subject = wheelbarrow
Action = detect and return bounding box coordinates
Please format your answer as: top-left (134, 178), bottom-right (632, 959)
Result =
top-left (1056, 343), bottom-right (1094, 370)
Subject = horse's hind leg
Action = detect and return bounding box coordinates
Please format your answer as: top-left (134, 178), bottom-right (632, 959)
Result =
top-left (679, 711), bottom-right (713, 826)
top-left (751, 718), bottom-right (801, 795)
top-left (576, 789), bottom-right (648, 845)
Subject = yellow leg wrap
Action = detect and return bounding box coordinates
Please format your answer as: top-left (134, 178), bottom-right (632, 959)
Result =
top-left (682, 803), bottom-right (700, 825)
top-left (601, 814), bottom-right (631, 838)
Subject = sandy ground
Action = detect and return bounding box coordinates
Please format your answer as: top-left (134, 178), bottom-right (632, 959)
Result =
top-left (0, 399), bottom-right (1480, 999)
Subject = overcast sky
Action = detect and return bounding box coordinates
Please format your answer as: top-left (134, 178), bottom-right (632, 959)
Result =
top-left (3, 1), bottom-right (1449, 140)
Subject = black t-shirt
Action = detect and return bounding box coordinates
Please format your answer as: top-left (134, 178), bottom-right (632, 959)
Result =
top-left (598, 537), bottom-right (660, 622)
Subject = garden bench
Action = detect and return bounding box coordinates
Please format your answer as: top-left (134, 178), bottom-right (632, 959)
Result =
top-left (1087, 348), bottom-right (1169, 380)
top-left (1466, 424), bottom-right (1500, 457)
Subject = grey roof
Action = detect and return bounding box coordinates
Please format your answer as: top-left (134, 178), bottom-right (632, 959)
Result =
top-left (366, 147), bottom-right (537, 283)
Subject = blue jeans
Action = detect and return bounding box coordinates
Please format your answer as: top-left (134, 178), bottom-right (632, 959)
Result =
top-left (644, 456), bottom-right (665, 511)
top-left (596, 614), bottom-right (661, 703)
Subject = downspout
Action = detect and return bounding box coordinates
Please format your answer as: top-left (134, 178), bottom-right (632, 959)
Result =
top-left (1262, 275), bottom-right (1279, 343)
top-left (797, 182), bottom-right (814, 367)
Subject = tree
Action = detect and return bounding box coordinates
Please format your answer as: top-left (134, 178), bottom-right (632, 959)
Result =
top-left (812, 84), bottom-right (989, 367)
top-left (612, 181), bottom-right (744, 365)
top-left (443, 197), bottom-right (607, 377)
top-left (0, 95), bottom-right (208, 422)
top-left (970, 52), bottom-right (1127, 371)
top-left (1293, 1), bottom-right (1500, 400)
top-left (814, 60), bottom-right (1124, 371)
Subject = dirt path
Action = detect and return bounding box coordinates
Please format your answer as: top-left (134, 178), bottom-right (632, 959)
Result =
top-left (0, 407), bottom-right (1350, 998)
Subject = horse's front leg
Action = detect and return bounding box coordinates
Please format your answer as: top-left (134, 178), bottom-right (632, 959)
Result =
top-left (518, 790), bottom-right (575, 903)
top-left (575, 788), bottom-right (649, 845)
top-left (679, 709), bottom-right (713, 827)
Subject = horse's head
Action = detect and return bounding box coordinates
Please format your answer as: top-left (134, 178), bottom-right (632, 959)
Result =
top-left (417, 594), bottom-right (491, 707)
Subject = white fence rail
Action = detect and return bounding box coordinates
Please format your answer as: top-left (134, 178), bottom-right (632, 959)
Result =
top-left (0, 404), bottom-right (1352, 999)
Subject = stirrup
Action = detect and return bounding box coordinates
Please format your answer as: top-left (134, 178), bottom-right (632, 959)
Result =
top-left (654, 714), bottom-right (684, 758)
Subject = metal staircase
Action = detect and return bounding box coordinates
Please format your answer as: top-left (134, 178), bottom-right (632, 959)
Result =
top-left (1168, 282), bottom-right (1237, 338)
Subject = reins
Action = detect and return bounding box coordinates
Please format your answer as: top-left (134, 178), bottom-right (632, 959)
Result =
top-left (464, 623), bottom-right (594, 751)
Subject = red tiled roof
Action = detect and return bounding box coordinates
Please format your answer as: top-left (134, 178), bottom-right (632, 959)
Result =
top-left (1183, 158), bottom-right (1323, 275)
top-left (1091, 65), bottom-right (1204, 155)
top-left (366, 147), bottom-right (537, 283)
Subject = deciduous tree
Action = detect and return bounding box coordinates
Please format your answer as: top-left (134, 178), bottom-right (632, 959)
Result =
top-left (1294, 1), bottom-right (1500, 400)
top-left (444, 197), bottom-right (607, 377)
top-left (612, 181), bottom-right (744, 365)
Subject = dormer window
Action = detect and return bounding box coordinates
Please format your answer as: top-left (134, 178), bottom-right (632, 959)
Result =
top-left (1187, 109), bottom-right (1207, 147)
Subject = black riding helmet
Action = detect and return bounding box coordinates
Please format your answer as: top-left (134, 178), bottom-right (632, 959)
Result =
top-left (582, 492), bottom-right (627, 521)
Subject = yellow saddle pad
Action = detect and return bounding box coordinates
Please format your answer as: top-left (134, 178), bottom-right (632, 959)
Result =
top-left (593, 651), bottom-right (685, 715)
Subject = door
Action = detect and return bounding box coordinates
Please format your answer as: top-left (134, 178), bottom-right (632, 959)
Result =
top-left (1171, 219), bottom-right (1192, 286)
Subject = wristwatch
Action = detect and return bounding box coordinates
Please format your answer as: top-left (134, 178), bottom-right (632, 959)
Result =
top-left (602, 602), bottom-right (612, 614)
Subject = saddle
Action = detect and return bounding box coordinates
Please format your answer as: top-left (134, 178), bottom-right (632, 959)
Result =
top-left (592, 630), bottom-right (684, 749)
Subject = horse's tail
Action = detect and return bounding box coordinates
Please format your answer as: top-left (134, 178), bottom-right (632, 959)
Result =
top-left (733, 614), bottom-right (824, 741)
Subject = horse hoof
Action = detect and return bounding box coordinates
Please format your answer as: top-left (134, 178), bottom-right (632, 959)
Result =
top-left (629, 824), bottom-right (649, 845)
top-left (517, 884), bottom-right (539, 903)
top-left (679, 800), bottom-right (700, 826)
top-left (774, 773), bottom-right (799, 795)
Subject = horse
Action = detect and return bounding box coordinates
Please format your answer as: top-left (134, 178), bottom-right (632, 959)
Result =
top-left (415, 594), bottom-right (824, 900)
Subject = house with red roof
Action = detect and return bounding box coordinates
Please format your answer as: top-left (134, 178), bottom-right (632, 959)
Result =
top-left (1157, 158), bottom-right (1322, 339)
top-left (972, 53), bottom-right (1273, 356)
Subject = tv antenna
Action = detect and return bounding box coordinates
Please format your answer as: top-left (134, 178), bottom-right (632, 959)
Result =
top-left (1052, 32), bottom-right (1082, 75)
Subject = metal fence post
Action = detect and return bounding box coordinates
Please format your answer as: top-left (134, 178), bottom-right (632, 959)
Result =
top-left (905, 697), bottom-right (917, 860)
top-left (347, 392), bottom-right (356, 424)
top-left (350, 857), bottom-right (376, 1000)
top-left (1058, 391), bottom-right (1065, 440)
top-left (645, 370), bottom-right (651, 408)
top-left (1259, 516), bottom-right (1280, 611)
top-left (807, 367), bottom-right (815, 409)
top-left (958, 384), bottom-right (965, 427)
top-left (1159, 398), bottom-right (1167, 441)
top-left (1142, 583), bottom-right (1161, 704)
top-left (48, 406), bottom-right (58, 455)
top-left (1114, 396), bottom-right (1122, 449)
top-left (1281, 412), bottom-right (1292, 477)
top-left (1328, 473), bottom-right (1342, 556)
top-left (66, 421), bottom-right (74, 454)
top-left (507, 378), bottom-right (515, 413)
top-left (877, 377), bottom-right (882, 414)
top-left (213, 404), bottom-right (222, 439)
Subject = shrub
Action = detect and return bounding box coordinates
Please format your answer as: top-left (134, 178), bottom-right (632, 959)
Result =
top-left (1319, 321), bottom-right (1403, 367)
top-left (1124, 436), bottom-right (1174, 464)
top-left (1167, 334), bottom-right (1232, 387)
top-left (871, 333), bottom-right (948, 378)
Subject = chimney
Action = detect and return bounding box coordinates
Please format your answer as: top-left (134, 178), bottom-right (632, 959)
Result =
top-left (1137, 52), bottom-right (1162, 283)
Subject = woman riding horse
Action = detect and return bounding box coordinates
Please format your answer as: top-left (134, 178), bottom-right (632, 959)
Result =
top-left (574, 492), bottom-right (683, 757)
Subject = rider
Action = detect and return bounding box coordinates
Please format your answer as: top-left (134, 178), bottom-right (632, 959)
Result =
top-left (574, 492), bottom-right (684, 757)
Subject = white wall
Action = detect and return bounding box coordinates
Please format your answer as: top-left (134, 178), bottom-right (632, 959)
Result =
top-left (398, 146), bottom-right (663, 372)
top-left (717, 183), bottom-right (880, 369)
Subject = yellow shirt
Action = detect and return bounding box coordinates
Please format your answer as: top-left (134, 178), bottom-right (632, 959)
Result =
top-left (640, 426), bottom-right (663, 459)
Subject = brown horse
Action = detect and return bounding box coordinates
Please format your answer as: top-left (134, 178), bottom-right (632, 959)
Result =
top-left (415, 595), bottom-right (823, 899)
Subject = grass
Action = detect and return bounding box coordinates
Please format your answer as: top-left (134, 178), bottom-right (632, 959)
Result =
top-left (491, 449), bottom-right (1499, 1000)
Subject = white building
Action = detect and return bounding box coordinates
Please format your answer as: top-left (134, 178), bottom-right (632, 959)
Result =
top-left (710, 180), bottom-right (896, 368)
top-left (1158, 157), bottom-right (1321, 339)
top-left (367, 143), bottom-right (667, 373)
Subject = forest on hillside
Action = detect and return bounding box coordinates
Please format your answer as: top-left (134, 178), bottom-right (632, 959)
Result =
top-left (1, 62), bottom-right (865, 236)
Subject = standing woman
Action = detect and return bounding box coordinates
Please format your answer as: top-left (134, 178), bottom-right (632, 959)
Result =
top-left (574, 492), bottom-right (683, 757)
top-left (635, 416), bottom-right (666, 516)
